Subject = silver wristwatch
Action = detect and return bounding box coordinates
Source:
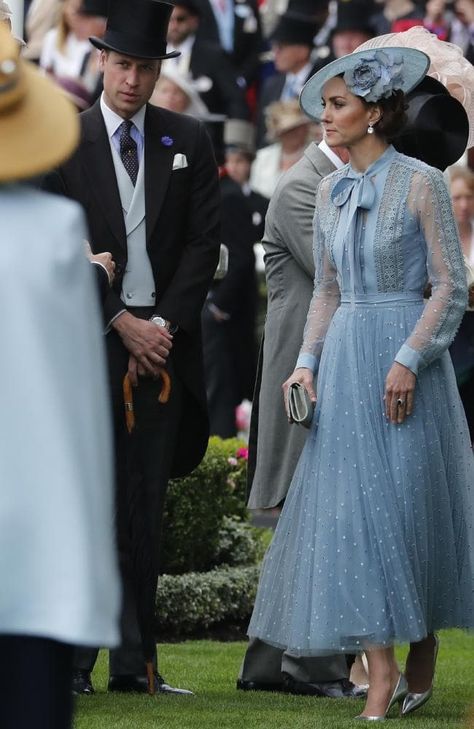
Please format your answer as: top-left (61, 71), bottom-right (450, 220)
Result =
top-left (150, 315), bottom-right (169, 331)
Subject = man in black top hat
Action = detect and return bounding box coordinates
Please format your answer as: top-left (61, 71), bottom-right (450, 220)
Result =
top-left (43, 0), bottom-right (220, 697)
top-left (163, 0), bottom-right (249, 120)
top-left (256, 6), bottom-right (320, 147)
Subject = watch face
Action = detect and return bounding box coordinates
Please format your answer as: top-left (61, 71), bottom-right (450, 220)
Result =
top-left (152, 316), bottom-right (167, 328)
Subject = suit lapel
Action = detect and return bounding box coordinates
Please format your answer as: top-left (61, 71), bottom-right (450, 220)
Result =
top-left (144, 105), bottom-right (175, 243)
top-left (81, 104), bottom-right (127, 248)
top-left (304, 143), bottom-right (337, 178)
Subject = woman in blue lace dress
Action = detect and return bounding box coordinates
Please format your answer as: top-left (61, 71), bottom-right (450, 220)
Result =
top-left (247, 48), bottom-right (474, 721)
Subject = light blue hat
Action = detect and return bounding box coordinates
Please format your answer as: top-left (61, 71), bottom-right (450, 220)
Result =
top-left (300, 47), bottom-right (430, 121)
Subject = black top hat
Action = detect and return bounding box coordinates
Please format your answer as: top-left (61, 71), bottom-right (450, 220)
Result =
top-left (79, 0), bottom-right (108, 17)
top-left (90, 0), bottom-right (180, 60)
top-left (333, 0), bottom-right (375, 36)
top-left (270, 13), bottom-right (320, 47)
top-left (393, 76), bottom-right (469, 171)
top-left (170, 0), bottom-right (200, 16)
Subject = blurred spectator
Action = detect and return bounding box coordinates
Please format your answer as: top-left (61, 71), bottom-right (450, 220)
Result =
top-left (151, 67), bottom-right (209, 115)
top-left (193, 0), bottom-right (263, 89)
top-left (39, 0), bottom-right (96, 93)
top-left (450, 0), bottom-right (474, 63)
top-left (256, 2), bottom-right (320, 146)
top-left (23, 0), bottom-right (61, 62)
top-left (330, 0), bottom-right (376, 58)
top-left (251, 99), bottom-right (311, 199)
top-left (370, 0), bottom-right (424, 36)
top-left (259, 0), bottom-right (289, 36)
top-left (224, 119), bottom-right (269, 234)
top-left (448, 166), bottom-right (474, 442)
top-left (163, 0), bottom-right (249, 119)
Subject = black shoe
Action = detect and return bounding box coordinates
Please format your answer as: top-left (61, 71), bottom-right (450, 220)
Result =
top-left (72, 669), bottom-right (94, 696)
top-left (108, 673), bottom-right (194, 696)
top-left (236, 678), bottom-right (284, 692)
top-left (283, 675), bottom-right (367, 699)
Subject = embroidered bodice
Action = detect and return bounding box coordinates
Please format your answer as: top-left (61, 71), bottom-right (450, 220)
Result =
top-left (296, 147), bottom-right (467, 376)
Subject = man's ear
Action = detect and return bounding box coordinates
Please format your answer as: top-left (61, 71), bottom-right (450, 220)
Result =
top-left (98, 49), bottom-right (108, 72)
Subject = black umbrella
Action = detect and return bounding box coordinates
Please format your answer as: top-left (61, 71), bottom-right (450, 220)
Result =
top-left (123, 370), bottom-right (171, 694)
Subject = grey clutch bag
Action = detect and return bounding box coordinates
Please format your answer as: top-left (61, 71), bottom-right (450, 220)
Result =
top-left (288, 382), bottom-right (315, 428)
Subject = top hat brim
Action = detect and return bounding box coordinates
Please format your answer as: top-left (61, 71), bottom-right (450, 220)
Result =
top-left (90, 34), bottom-right (180, 60)
top-left (300, 47), bottom-right (429, 121)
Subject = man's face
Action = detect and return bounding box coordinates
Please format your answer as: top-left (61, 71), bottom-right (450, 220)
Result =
top-left (100, 50), bottom-right (161, 119)
top-left (225, 151), bottom-right (252, 185)
top-left (167, 5), bottom-right (199, 46)
top-left (272, 42), bottom-right (311, 73)
top-left (332, 30), bottom-right (372, 58)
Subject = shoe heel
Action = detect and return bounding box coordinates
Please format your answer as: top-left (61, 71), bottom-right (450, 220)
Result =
top-left (401, 635), bottom-right (439, 717)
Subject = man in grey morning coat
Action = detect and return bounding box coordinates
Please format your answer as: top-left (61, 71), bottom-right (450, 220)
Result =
top-left (238, 139), bottom-right (367, 698)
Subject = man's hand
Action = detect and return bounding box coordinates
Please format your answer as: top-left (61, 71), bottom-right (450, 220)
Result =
top-left (84, 241), bottom-right (116, 284)
top-left (384, 361), bottom-right (416, 424)
top-left (113, 312), bottom-right (173, 378)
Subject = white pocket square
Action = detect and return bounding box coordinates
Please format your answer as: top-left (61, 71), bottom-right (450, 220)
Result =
top-left (172, 153), bottom-right (188, 170)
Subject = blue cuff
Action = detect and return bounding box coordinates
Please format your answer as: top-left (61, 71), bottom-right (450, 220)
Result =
top-left (295, 353), bottom-right (319, 373)
top-left (394, 344), bottom-right (423, 376)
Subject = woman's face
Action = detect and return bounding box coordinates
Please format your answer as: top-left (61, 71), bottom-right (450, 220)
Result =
top-left (151, 78), bottom-right (189, 113)
top-left (320, 76), bottom-right (378, 148)
top-left (450, 177), bottom-right (474, 226)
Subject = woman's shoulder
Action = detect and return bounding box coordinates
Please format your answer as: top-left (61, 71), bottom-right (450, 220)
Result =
top-left (391, 151), bottom-right (445, 185)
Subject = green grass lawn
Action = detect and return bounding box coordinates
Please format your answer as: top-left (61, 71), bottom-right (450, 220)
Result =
top-left (74, 630), bottom-right (474, 729)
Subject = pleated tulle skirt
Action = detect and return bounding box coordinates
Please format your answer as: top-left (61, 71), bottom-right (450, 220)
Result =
top-left (248, 300), bottom-right (474, 655)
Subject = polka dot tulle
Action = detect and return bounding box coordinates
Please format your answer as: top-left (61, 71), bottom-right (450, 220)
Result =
top-left (248, 149), bottom-right (474, 655)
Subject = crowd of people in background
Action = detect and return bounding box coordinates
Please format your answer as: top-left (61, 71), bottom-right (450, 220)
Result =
top-left (2, 0), bottom-right (473, 439)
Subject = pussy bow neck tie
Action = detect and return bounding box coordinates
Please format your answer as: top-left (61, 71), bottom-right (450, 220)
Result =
top-left (331, 171), bottom-right (377, 297)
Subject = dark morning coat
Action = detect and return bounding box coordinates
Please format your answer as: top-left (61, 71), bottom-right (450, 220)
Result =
top-left (44, 101), bottom-right (220, 478)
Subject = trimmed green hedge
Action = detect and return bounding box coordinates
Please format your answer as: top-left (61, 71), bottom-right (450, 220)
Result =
top-left (160, 437), bottom-right (250, 575)
top-left (156, 564), bottom-right (260, 636)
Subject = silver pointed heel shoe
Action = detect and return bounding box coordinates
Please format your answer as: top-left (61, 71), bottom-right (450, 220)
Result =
top-left (355, 674), bottom-right (408, 722)
top-left (401, 635), bottom-right (439, 717)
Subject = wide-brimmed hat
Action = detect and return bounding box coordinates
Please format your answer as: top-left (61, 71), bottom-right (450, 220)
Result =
top-left (265, 99), bottom-right (311, 141)
top-left (355, 26), bottom-right (474, 148)
top-left (300, 47), bottom-right (429, 121)
top-left (154, 68), bottom-right (208, 116)
top-left (90, 0), bottom-right (180, 60)
top-left (0, 26), bottom-right (78, 182)
top-left (171, 0), bottom-right (201, 16)
top-left (392, 76), bottom-right (469, 170)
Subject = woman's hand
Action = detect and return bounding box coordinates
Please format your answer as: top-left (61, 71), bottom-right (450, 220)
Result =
top-left (282, 367), bottom-right (316, 420)
top-left (384, 362), bottom-right (416, 424)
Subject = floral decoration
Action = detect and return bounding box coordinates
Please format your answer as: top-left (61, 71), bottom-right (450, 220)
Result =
top-left (344, 50), bottom-right (404, 103)
top-left (161, 135), bottom-right (174, 147)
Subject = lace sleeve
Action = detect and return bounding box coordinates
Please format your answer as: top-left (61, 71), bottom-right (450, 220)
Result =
top-left (296, 180), bottom-right (341, 373)
top-left (395, 167), bottom-right (467, 375)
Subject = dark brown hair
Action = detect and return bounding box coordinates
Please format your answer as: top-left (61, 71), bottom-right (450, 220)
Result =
top-left (366, 90), bottom-right (407, 141)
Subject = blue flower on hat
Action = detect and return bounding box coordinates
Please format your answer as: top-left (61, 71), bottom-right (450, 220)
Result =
top-left (344, 50), bottom-right (404, 103)
top-left (161, 135), bottom-right (174, 147)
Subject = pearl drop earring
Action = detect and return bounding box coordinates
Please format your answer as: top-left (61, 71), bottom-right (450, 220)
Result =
top-left (367, 123), bottom-right (374, 135)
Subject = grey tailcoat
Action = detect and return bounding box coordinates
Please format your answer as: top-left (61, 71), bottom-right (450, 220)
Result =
top-left (248, 143), bottom-right (336, 509)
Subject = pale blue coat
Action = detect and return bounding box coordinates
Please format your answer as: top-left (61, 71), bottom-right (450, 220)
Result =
top-left (0, 185), bottom-right (120, 647)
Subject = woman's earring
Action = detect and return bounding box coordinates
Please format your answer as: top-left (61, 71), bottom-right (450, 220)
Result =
top-left (367, 123), bottom-right (374, 135)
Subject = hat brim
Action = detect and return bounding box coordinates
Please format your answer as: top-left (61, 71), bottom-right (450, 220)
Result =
top-left (90, 36), bottom-right (180, 60)
top-left (300, 47), bottom-right (430, 121)
top-left (0, 61), bottom-right (79, 182)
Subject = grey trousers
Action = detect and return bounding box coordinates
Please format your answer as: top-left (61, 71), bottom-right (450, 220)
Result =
top-left (239, 638), bottom-right (349, 685)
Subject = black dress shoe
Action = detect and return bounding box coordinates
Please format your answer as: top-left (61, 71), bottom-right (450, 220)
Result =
top-left (108, 673), bottom-right (193, 696)
top-left (283, 675), bottom-right (367, 699)
top-left (236, 678), bottom-right (284, 692)
top-left (72, 669), bottom-right (94, 695)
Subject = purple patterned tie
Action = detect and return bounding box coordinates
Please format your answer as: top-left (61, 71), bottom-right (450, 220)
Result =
top-left (119, 120), bottom-right (138, 186)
